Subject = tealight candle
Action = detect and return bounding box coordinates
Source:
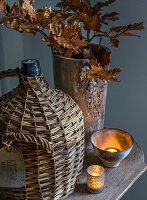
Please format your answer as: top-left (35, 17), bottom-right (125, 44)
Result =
top-left (87, 165), bottom-right (105, 194)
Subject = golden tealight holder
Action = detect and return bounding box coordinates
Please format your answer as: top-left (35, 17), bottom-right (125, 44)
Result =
top-left (87, 165), bottom-right (105, 194)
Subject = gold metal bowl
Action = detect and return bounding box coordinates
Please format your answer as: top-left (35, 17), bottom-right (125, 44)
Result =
top-left (91, 129), bottom-right (134, 167)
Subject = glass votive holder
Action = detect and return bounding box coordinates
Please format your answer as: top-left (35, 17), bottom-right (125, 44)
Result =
top-left (87, 165), bottom-right (105, 194)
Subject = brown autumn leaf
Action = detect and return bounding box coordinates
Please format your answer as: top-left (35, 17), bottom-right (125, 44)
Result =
top-left (60, 24), bottom-right (75, 38)
top-left (110, 25), bottom-right (125, 32)
top-left (43, 35), bottom-right (58, 48)
top-left (72, 0), bottom-right (80, 7)
top-left (0, 16), bottom-right (17, 24)
top-left (89, 65), bottom-right (104, 74)
top-left (36, 9), bottom-right (48, 24)
top-left (20, 22), bottom-right (40, 30)
top-left (79, 13), bottom-right (91, 30)
top-left (81, 0), bottom-right (91, 7)
top-left (56, 1), bottom-right (66, 8)
top-left (83, 0), bottom-right (91, 5)
top-left (91, 13), bottom-right (101, 31)
top-left (79, 0), bottom-right (91, 13)
top-left (87, 74), bottom-right (95, 79)
top-left (109, 68), bottom-right (123, 76)
top-left (6, 3), bottom-right (10, 13)
top-left (128, 22), bottom-right (145, 31)
top-left (64, 49), bottom-right (73, 58)
top-left (42, 36), bottom-right (55, 46)
top-left (110, 22), bottom-right (145, 33)
top-left (70, 37), bottom-right (89, 47)
top-left (89, 65), bottom-right (122, 82)
top-left (68, 14), bottom-right (79, 24)
top-left (11, 19), bottom-right (20, 29)
top-left (109, 38), bottom-right (119, 48)
top-left (88, 59), bottom-right (122, 82)
top-left (0, 0), bottom-right (5, 12)
top-left (89, 59), bottom-right (101, 67)
top-left (102, 12), bottom-right (119, 21)
top-left (120, 32), bottom-right (141, 37)
top-left (95, 0), bottom-right (115, 11)
top-left (101, 52), bottom-right (111, 67)
top-left (23, 0), bottom-right (36, 19)
top-left (56, 36), bottom-right (77, 51)
top-left (11, 3), bottom-right (20, 16)
top-left (107, 31), bottom-right (114, 37)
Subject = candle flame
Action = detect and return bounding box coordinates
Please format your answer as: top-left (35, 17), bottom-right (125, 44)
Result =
top-left (91, 173), bottom-right (98, 176)
top-left (106, 148), bottom-right (118, 152)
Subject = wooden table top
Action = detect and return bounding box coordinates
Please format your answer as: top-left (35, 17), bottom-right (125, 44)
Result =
top-left (66, 142), bottom-right (147, 200)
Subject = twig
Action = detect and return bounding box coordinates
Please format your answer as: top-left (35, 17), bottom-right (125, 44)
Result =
top-left (98, 37), bottom-right (102, 52)
top-left (87, 30), bottom-right (90, 40)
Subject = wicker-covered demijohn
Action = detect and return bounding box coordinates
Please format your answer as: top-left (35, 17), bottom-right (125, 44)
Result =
top-left (0, 59), bottom-right (85, 200)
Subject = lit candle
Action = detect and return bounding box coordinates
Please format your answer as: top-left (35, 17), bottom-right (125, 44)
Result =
top-left (87, 165), bottom-right (105, 194)
top-left (106, 148), bottom-right (118, 153)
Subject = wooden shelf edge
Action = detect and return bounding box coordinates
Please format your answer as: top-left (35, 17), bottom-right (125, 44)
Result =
top-left (116, 163), bottom-right (147, 200)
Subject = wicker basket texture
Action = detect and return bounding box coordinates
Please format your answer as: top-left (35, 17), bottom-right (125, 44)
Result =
top-left (0, 68), bottom-right (85, 200)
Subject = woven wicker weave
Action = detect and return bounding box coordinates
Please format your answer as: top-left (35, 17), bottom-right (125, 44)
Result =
top-left (0, 68), bottom-right (85, 200)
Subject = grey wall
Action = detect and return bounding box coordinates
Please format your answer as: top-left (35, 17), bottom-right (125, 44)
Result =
top-left (0, 0), bottom-right (146, 199)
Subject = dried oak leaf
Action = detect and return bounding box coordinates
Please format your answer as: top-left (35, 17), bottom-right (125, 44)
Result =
top-left (11, 19), bottom-right (20, 29)
top-left (120, 32), bottom-right (141, 37)
top-left (68, 14), bottom-right (79, 24)
top-left (0, 0), bottom-right (5, 12)
top-left (59, 23), bottom-right (81, 38)
top-left (20, 22), bottom-right (40, 30)
top-left (23, 0), bottom-right (36, 19)
top-left (11, 3), bottom-right (20, 16)
top-left (5, 3), bottom-right (10, 13)
top-left (0, 16), bottom-right (17, 25)
top-left (89, 59), bottom-right (101, 67)
top-left (79, 0), bottom-right (91, 14)
top-left (101, 52), bottom-right (111, 67)
top-left (95, 0), bottom-right (115, 11)
top-left (91, 13), bottom-right (101, 31)
top-left (109, 38), bottom-right (119, 48)
top-left (56, 1), bottom-right (67, 8)
top-left (64, 49), bottom-right (73, 58)
top-left (56, 36), bottom-right (79, 52)
top-left (81, 0), bottom-right (91, 8)
top-left (89, 59), bottom-right (122, 82)
top-left (72, 0), bottom-right (80, 7)
top-left (42, 36), bottom-right (55, 46)
top-left (79, 13), bottom-right (91, 30)
top-left (128, 22), bottom-right (145, 31)
top-left (110, 22), bottom-right (145, 33)
top-left (70, 37), bottom-right (89, 47)
top-left (102, 12), bottom-right (119, 21)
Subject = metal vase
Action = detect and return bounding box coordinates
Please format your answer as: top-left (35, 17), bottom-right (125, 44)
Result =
top-left (53, 46), bottom-right (110, 151)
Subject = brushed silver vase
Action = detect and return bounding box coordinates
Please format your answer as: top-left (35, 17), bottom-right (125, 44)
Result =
top-left (53, 45), bottom-right (110, 151)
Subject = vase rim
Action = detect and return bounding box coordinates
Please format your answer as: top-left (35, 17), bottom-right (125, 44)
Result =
top-left (52, 44), bottom-right (110, 61)
top-left (53, 53), bottom-right (89, 61)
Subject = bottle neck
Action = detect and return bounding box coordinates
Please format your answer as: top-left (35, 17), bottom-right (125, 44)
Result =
top-left (21, 59), bottom-right (41, 77)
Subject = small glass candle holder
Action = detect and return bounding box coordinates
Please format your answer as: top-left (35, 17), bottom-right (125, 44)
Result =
top-left (87, 165), bottom-right (105, 194)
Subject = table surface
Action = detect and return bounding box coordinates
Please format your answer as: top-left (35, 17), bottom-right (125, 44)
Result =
top-left (66, 142), bottom-right (147, 200)
top-left (0, 142), bottom-right (146, 200)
